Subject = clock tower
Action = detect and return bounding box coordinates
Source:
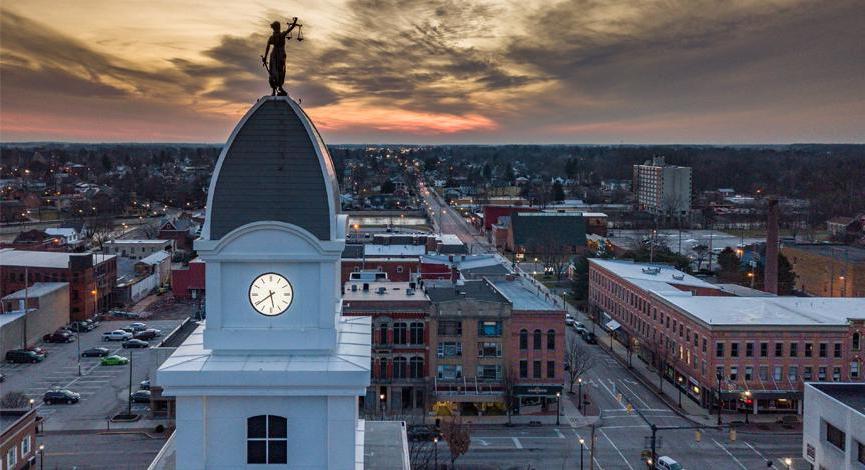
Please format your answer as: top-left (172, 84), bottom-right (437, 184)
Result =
top-left (159, 96), bottom-right (371, 469)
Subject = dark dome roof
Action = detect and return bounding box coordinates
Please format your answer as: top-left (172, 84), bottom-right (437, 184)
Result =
top-left (204, 97), bottom-right (339, 241)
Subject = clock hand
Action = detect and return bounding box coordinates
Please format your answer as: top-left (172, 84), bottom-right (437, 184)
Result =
top-left (269, 290), bottom-right (275, 308)
top-left (255, 292), bottom-right (274, 306)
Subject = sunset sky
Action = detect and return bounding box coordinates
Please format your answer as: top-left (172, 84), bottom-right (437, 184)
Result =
top-left (1, 0), bottom-right (863, 144)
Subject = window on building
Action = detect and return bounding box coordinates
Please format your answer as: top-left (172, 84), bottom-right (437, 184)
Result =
top-left (478, 342), bottom-right (501, 358)
top-left (477, 364), bottom-right (501, 380)
top-left (436, 364), bottom-right (462, 380)
top-left (437, 342), bottom-right (462, 358)
top-left (393, 357), bottom-right (407, 379)
top-left (759, 366), bottom-right (769, 381)
top-left (6, 448), bottom-right (15, 468)
top-left (702, 338), bottom-right (707, 353)
top-left (393, 322), bottom-right (408, 345)
top-left (760, 342), bottom-right (768, 357)
top-left (788, 366), bottom-right (798, 382)
top-left (409, 357), bottom-right (424, 378)
top-left (380, 358), bottom-right (388, 379)
top-left (247, 415), bottom-right (288, 464)
top-left (547, 361), bottom-right (556, 378)
top-left (729, 366), bottom-right (738, 381)
top-left (834, 343), bottom-right (842, 358)
top-left (826, 421), bottom-right (846, 451)
top-left (437, 321), bottom-right (462, 336)
top-left (533, 329), bottom-right (542, 350)
top-left (478, 321), bottom-right (502, 337)
top-left (818, 367), bottom-right (827, 381)
top-left (805, 343), bottom-right (813, 357)
top-left (857, 440), bottom-right (865, 465)
top-left (773, 366), bottom-right (782, 381)
top-left (730, 343), bottom-right (739, 358)
top-left (854, 332), bottom-right (861, 351)
top-left (775, 343), bottom-right (783, 357)
top-left (533, 360), bottom-right (542, 378)
top-left (833, 367), bottom-right (841, 381)
top-left (746, 342), bottom-right (754, 357)
top-left (21, 435), bottom-right (30, 457)
top-left (547, 330), bottom-right (556, 350)
top-left (819, 343), bottom-right (827, 358)
top-left (409, 322), bottom-right (424, 345)
top-left (520, 360), bottom-right (528, 378)
top-left (519, 329), bottom-right (528, 350)
top-left (852, 360), bottom-right (861, 379)
top-left (804, 367), bottom-right (813, 381)
top-left (790, 342), bottom-right (798, 357)
top-left (744, 367), bottom-right (753, 381)
top-left (715, 342), bottom-right (724, 358)
top-left (396, 265), bottom-right (403, 273)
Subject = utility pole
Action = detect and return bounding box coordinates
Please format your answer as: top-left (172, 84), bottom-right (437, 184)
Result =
top-left (23, 267), bottom-right (29, 349)
top-left (127, 351), bottom-right (133, 416)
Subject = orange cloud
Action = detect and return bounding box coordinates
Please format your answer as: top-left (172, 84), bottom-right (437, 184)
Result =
top-left (307, 103), bottom-right (498, 135)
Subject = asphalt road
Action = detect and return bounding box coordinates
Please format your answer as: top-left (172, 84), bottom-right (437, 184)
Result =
top-left (419, 181), bottom-right (495, 254)
top-left (38, 430), bottom-right (168, 470)
top-left (2, 318), bottom-right (182, 430)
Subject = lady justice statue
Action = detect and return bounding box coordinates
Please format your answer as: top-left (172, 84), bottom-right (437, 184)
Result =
top-left (261, 18), bottom-right (303, 96)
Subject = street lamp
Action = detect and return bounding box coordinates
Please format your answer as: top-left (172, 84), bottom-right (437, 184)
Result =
top-left (742, 390), bottom-right (752, 424)
top-left (29, 398), bottom-right (34, 409)
top-left (783, 457), bottom-right (792, 469)
top-left (577, 378), bottom-right (583, 411)
top-left (433, 437), bottom-right (438, 469)
top-left (578, 437), bottom-right (585, 470)
top-left (716, 373), bottom-right (723, 426)
top-left (379, 393), bottom-right (386, 420)
top-left (677, 376), bottom-right (683, 408)
top-left (39, 444), bottom-right (45, 470)
top-left (556, 392), bottom-right (561, 425)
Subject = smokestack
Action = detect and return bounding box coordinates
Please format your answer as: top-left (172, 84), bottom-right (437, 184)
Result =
top-left (765, 198), bottom-right (779, 294)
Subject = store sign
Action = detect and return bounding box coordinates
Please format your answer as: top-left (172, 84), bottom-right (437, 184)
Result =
top-left (514, 385), bottom-right (563, 396)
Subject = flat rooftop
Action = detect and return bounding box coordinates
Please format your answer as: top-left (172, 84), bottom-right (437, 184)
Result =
top-left (0, 249), bottom-right (115, 269)
top-left (589, 258), bottom-right (719, 290)
top-left (664, 296), bottom-right (865, 327)
top-left (105, 239), bottom-right (170, 244)
top-left (343, 281), bottom-right (429, 302)
top-left (363, 244), bottom-right (426, 257)
top-left (810, 383), bottom-right (865, 416)
top-left (491, 277), bottom-right (561, 311)
top-left (2, 282), bottom-right (68, 299)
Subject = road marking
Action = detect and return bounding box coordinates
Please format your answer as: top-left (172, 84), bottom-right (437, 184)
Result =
top-left (574, 431), bottom-right (605, 470)
top-left (617, 379), bottom-right (651, 410)
top-left (599, 428), bottom-right (634, 470)
top-left (596, 378), bottom-right (626, 409)
top-left (743, 441), bottom-right (767, 460)
top-left (511, 437), bottom-right (523, 449)
top-left (554, 428), bottom-right (565, 439)
top-left (600, 424), bottom-right (651, 429)
top-left (712, 438), bottom-right (748, 469)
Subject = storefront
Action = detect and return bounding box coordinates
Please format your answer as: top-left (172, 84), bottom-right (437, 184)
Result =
top-left (513, 384), bottom-right (564, 415)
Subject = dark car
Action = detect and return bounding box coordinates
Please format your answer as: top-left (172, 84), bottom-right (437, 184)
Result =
top-left (6, 349), bottom-right (45, 364)
top-left (122, 339), bottom-right (150, 349)
top-left (581, 331), bottom-right (598, 344)
top-left (130, 390), bottom-right (152, 404)
top-left (81, 347), bottom-right (110, 357)
top-left (68, 321), bottom-right (95, 332)
top-left (133, 330), bottom-right (158, 341)
top-left (43, 389), bottom-right (80, 404)
top-left (42, 331), bottom-right (74, 343)
top-left (139, 379), bottom-right (151, 390)
top-left (407, 425), bottom-right (442, 442)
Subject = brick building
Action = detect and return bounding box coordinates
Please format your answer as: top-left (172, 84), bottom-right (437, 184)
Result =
top-left (170, 257), bottom-right (205, 300)
top-left (0, 409), bottom-right (38, 469)
top-left (632, 156), bottom-right (692, 217)
top-left (782, 244), bottom-right (865, 297)
top-left (0, 249), bottom-right (116, 321)
top-left (589, 258), bottom-right (865, 415)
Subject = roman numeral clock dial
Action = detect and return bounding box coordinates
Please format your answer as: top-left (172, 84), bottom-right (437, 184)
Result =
top-left (248, 273), bottom-right (294, 316)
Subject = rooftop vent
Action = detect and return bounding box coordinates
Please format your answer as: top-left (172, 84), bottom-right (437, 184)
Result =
top-left (642, 267), bottom-right (661, 275)
top-left (351, 284), bottom-right (358, 292)
top-left (671, 274), bottom-right (685, 280)
top-left (406, 289), bottom-right (415, 296)
top-left (376, 287), bottom-right (387, 295)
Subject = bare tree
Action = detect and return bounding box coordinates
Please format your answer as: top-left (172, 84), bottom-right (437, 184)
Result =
top-left (442, 417), bottom-right (471, 467)
top-left (409, 440), bottom-right (435, 469)
top-left (693, 244), bottom-right (709, 271)
top-left (647, 336), bottom-right (670, 393)
top-left (1, 392), bottom-right (30, 408)
top-left (565, 336), bottom-right (593, 394)
top-left (84, 215), bottom-right (115, 250)
top-left (501, 367), bottom-right (517, 426)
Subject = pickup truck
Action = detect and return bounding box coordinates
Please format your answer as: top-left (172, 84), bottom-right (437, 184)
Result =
top-left (102, 330), bottom-right (133, 342)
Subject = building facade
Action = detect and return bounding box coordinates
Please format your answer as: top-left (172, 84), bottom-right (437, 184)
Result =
top-left (589, 258), bottom-right (865, 415)
top-left (0, 409), bottom-right (38, 470)
top-left (102, 239), bottom-right (173, 260)
top-left (802, 383), bottom-right (865, 470)
top-left (782, 244), bottom-right (865, 298)
top-left (632, 156), bottom-right (692, 217)
top-left (1, 282), bottom-right (70, 352)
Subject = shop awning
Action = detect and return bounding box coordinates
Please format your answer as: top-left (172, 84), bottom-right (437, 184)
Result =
top-left (606, 320), bottom-right (621, 331)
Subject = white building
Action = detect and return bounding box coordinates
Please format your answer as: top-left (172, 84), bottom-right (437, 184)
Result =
top-left (632, 156), bottom-right (692, 217)
top-left (157, 96), bottom-right (372, 469)
top-left (103, 239), bottom-right (174, 260)
top-left (802, 383), bottom-right (865, 469)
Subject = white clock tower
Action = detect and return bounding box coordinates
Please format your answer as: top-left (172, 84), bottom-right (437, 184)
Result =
top-left (159, 96), bottom-right (371, 469)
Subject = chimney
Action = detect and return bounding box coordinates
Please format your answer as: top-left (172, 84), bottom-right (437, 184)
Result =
top-left (765, 198), bottom-right (779, 294)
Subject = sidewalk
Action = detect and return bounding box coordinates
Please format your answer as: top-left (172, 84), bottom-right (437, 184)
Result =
top-left (41, 414), bottom-right (170, 434)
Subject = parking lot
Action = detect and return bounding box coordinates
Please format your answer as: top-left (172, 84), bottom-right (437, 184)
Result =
top-left (1, 318), bottom-right (183, 431)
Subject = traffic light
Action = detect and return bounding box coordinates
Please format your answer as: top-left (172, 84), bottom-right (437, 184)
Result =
top-left (695, 430), bottom-right (702, 442)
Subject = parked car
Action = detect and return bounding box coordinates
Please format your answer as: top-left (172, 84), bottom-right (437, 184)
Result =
top-left (27, 346), bottom-right (48, 356)
top-left (101, 355), bottom-right (129, 366)
top-left (103, 330), bottom-right (133, 342)
top-left (43, 331), bottom-right (74, 343)
top-left (110, 310), bottom-right (140, 319)
top-left (81, 347), bottom-right (110, 357)
top-left (82, 319), bottom-right (101, 329)
top-left (128, 322), bottom-right (148, 332)
top-left (565, 317), bottom-right (576, 327)
top-left (130, 390), bottom-right (152, 403)
top-left (139, 379), bottom-right (151, 390)
top-left (581, 332), bottom-right (598, 344)
top-left (574, 326), bottom-right (589, 336)
top-left (407, 425), bottom-right (442, 442)
top-left (655, 456), bottom-right (683, 470)
top-left (122, 339), bottom-right (150, 349)
top-left (43, 388), bottom-right (80, 404)
top-left (6, 349), bottom-right (44, 364)
top-left (68, 321), bottom-right (95, 332)
top-left (133, 329), bottom-right (160, 341)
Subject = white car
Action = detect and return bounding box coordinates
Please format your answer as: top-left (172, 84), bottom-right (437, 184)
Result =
top-left (565, 318), bottom-right (576, 327)
top-left (102, 330), bottom-right (133, 342)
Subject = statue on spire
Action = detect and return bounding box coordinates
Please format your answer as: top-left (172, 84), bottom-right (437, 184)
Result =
top-left (261, 18), bottom-right (303, 96)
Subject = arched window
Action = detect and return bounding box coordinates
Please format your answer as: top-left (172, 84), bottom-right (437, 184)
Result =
top-left (393, 357), bottom-right (407, 379)
top-left (379, 358), bottom-right (388, 379)
top-left (247, 415), bottom-right (287, 464)
top-left (409, 357), bottom-right (424, 378)
top-left (533, 329), bottom-right (542, 350)
top-left (409, 322), bottom-right (424, 345)
top-left (547, 329), bottom-right (556, 350)
top-left (393, 322), bottom-right (408, 344)
top-left (519, 329), bottom-right (528, 350)
top-left (854, 332), bottom-right (861, 351)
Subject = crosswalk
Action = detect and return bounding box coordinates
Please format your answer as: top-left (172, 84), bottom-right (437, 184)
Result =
top-left (21, 360), bottom-right (130, 404)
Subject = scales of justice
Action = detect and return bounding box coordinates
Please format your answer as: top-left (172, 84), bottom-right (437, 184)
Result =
top-left (261, 17), bottom-right (304, 96)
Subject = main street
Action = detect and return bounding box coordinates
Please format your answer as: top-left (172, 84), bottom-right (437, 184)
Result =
top-left (418, 179), bottom-right (805, 469)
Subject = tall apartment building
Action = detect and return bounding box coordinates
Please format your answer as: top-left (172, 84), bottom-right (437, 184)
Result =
top-left (589, 258), bottom-right (865, 415)
top-left (632, 156), bottom-right (692, 217)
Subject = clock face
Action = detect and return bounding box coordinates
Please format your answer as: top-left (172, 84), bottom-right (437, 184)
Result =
top-left (248, 272), bottom-right (294, 316)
